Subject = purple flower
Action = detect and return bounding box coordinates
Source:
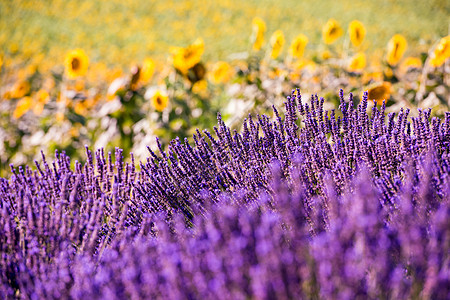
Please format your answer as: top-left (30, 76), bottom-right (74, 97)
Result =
top-left (1, 89), bottom-right (449, 298)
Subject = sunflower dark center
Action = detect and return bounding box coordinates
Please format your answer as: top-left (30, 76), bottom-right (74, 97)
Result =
top-left (71, 58), bottom-right (81, 70)
top-left (393, 43), bottom-right (400, 57)
top-left (369, 86), bottom-right (386, 99)
top-left (184, 49), bottom-right (194, 59)
top-left (329, 27), bottom-right (337, 35)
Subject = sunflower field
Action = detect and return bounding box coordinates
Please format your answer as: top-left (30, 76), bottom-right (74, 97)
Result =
top-left (1, 0), bottom-right (450, 299)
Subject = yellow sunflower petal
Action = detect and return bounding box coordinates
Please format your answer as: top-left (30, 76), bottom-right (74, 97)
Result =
top-left (400, 57), bottom-right (422, 73)
top-left (211, 61), bottom-right (233, 84)
top-left (430, 35), bottom-right (450, 68)
top-left (348, 52), bottom-right (366, 72)
top-left (11, 81), bottom-right (30, 99)
top-left (13, 96), bottom-right (33, 119)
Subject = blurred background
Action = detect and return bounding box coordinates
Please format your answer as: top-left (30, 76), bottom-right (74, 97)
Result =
top-left (0, 0), bottom-right (449, 175)
top-left (1, 0), bottom-right (448, 63)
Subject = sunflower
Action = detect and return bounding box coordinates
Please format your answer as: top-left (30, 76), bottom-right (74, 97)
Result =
top-left (13, 96), bottom-right (33, 119)
top-left (348, 52), bottom-right (366, 72)
top-left (0, 55), bottom-right (3, 71)
top-left (140, 58), bottom-right (155, 83)
top-left (33, 89), bottom-right (50, 115)
top-left (349, 20), bottom-right (366, 47)
top-left (362, 71), bottom-right (384, 84)
top-left (65, 49), bottom-right (89, 79)
top-left (400, 57), bottom-right (422, 73)
top-left (386, 34), bottom-right (407, 66)
top-left (211, 61), bottom-right (233, 84)
top-left (151, 90), bottom-right (169, 112)
top-left (430, 35), bottom-right (450, 68)
top-left (289, 34), bottom-right (308, 59)
top-left (11, 80), bottom-right (30, 98)
top-left (270, 30), bottom-right (285, 59)
top-left (321, 50), bottom-right (332, 60)
top-left (292, 59), bottom-right (316, 72)
top-left (172, 38), bottom-right (204, 74)
top-left (322, 19), bottom-right (343, 45)
top-left (192, 79), bottom-right (208, 97)
top-left (74, 101), bottom-right (88, 115)
top-left (366, 82), bottom-right (392, 105)
top-left (251, 17), bottom-right (266, 51)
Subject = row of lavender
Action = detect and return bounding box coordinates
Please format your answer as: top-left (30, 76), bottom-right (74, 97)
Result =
top-left (1, 90), bottom-right (449, 299)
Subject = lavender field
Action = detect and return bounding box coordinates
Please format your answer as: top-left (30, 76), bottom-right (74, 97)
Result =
top-left (1, 90), bottom-right (449, 299)
top-left (1, 1), bottom-right (450, 299)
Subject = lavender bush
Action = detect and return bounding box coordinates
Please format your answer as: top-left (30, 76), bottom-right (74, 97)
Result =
top-left (1, 90), bottom-right (449, 299)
